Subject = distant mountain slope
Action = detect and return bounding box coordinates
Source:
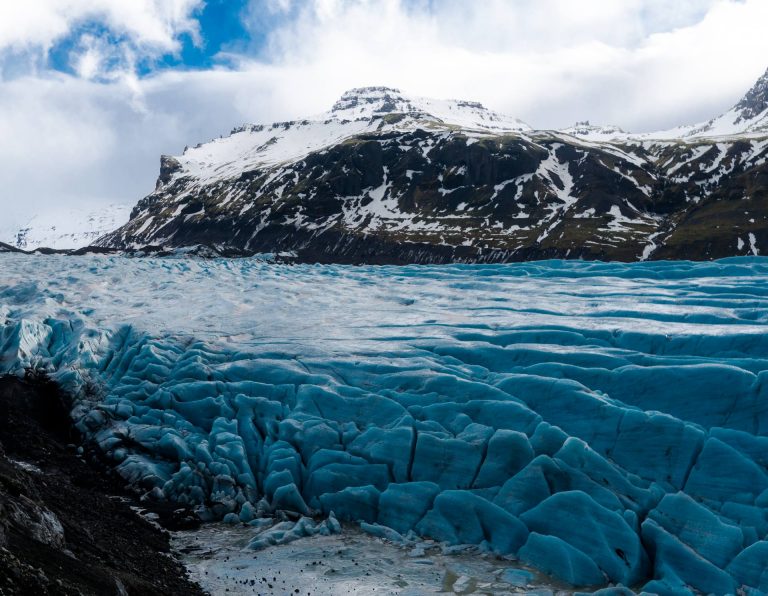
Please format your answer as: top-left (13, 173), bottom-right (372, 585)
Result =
top-left (1, 204), bottom-right (131, 251)
top-left (97, 70), bottom-right (768, 263)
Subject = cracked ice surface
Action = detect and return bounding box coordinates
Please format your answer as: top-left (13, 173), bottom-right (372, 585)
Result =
top-left (2, 254), bottom-right (768, 592)
top-left (173, 522), bottom-right (560, 595)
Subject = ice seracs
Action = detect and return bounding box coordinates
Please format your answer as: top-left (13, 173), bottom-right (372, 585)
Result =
top-left (3, 254), bottom-right (768, 592)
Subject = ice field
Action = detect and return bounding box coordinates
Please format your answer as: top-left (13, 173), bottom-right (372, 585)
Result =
top-left (2, 254), bottom-right (768, 593)
top-left (173, 522), bottom-right (561, 595)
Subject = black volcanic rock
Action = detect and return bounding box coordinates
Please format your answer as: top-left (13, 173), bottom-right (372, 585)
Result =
top-left (0, 242), bottom-right (23, 253)
top-left (155, 155), bottom-right (183, 191)
top-left (0, 375), bottom-right (203, 596)
top-left (735, 67), bottom-right (768, 123)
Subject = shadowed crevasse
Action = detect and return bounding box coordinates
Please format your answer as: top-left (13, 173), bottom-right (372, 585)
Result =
top-left (2, 255), bottom-right (768, 592)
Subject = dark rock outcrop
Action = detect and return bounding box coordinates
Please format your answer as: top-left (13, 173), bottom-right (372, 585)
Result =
top-left (0, 374), bottom-right (203, 596)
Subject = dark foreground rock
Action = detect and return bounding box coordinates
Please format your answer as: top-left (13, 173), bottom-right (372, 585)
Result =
top-left (0, 375), bottom-right (204, 596)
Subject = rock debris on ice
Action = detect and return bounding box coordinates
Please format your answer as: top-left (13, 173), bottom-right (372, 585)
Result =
top-left (3, 254), bottom-right (768, 592)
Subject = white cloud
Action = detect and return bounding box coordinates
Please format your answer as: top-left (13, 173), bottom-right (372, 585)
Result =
top-left (71, 34), bottom-right (104, 79)
top-left (1, 0), bottom-right (768, 234)
top-left (0, 0), bottom-right (202, 51)
top-left (0, 68), bottom-right (287, 228)
top-left (241, 0), bottom-right (768, 131)
top-left (0, 0), bottom-right (202, 80)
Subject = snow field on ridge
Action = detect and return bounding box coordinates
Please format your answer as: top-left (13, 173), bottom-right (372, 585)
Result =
top-left (2, 255), bottom-right (768, 592)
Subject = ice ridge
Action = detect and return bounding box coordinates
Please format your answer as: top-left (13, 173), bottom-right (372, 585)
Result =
top-left (2, 255), bottom-right (768, 592)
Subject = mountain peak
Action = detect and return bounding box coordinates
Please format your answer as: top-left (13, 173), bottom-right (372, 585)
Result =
top-left (646, 66), bottom-right (768, 139)
top-left (561, 120), bottom-right (626, 139)
top-left (328, 86), bottom-right (530, 133)
top-left (334, 86), bottom-right (404, 103)
top-left (734, 67), bottom-right (768, 123)
top-left (330, 86), bottom-right (414, 118)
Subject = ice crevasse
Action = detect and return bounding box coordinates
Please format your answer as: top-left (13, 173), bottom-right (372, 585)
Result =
top-left (2, 255), bottom-right (768, 593)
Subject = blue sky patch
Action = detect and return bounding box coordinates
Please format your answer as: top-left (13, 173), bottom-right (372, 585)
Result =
top-left (47, 0), bottom-right (258, 78)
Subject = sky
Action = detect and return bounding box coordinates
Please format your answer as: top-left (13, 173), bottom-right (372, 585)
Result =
top-left (1, 0), bottom-right (768, 222)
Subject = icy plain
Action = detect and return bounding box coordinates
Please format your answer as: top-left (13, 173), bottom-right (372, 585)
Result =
top-left (2, 254), bottom-right (768, 593)
top-left (173, 522), bottom-right (560, 595)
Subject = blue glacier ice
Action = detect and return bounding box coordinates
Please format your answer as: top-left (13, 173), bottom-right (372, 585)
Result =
top-left (2, 254), bottom-right (768, 592)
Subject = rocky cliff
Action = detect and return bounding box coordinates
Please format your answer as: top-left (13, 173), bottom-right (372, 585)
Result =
top-left (97, 70), bottom-right (768, 263)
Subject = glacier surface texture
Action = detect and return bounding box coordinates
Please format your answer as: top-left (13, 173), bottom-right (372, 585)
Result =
top-left (2, 255), bottom-right (768, 593)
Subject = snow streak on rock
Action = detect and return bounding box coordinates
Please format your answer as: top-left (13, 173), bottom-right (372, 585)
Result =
top-left (97, 82), bottom-right (768, 264)
top-left (2, 255), bottom-right (768, 592)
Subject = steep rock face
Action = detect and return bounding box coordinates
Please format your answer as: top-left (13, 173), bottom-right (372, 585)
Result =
top-left (98, 84), bottom-right (768, 263)
top-left (735, 67), bottom-right (768, 124)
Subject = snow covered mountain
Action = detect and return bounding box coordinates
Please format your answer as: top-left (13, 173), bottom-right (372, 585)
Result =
top-left (1, 203), bottom-right (131, 251)
top-left (98, 70), bottom-right (768, 263)
top-left (145, 86), bottom-right (531, 189)
top-left (664, 68), bottom-right (768, 139)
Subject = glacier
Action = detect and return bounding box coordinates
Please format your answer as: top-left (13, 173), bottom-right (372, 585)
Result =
top-left (2, 254), bottom-right (768, 593)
